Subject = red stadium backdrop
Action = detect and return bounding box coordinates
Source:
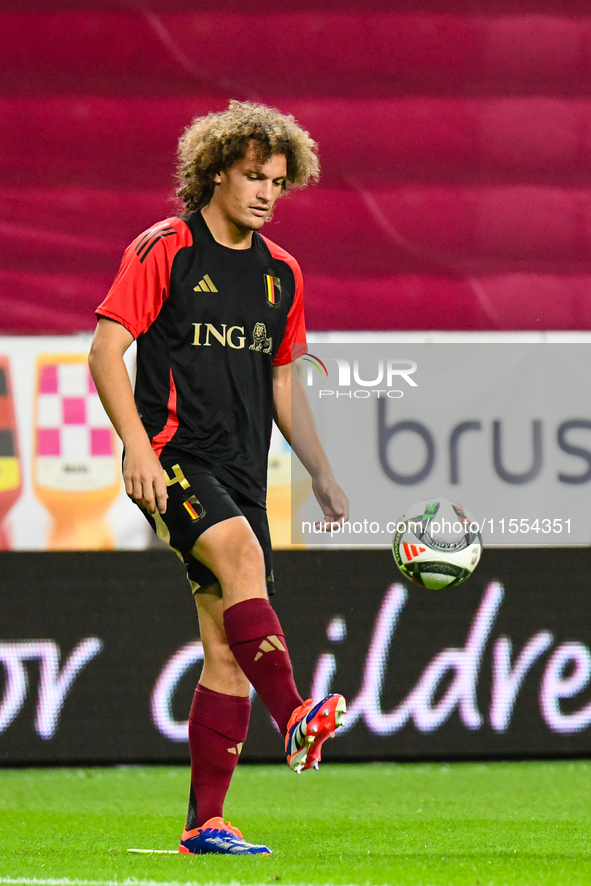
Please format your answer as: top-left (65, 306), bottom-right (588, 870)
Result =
top-left (1, 2), bottom-right (591, 765)
top-left (2, 1), bottom-right (591, 333)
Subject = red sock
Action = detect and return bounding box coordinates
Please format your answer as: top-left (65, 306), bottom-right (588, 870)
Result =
top-left (223, 598), bottom-right (303, 737)
top-left (186, 684), bottom-right (250, 829)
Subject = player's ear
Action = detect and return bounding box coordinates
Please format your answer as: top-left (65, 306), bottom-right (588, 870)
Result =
top-left (213, 171), bottom-right (222, 185)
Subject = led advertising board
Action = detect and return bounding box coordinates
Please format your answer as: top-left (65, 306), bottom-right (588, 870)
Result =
top-left (0, 549), bottom-right (589, 764)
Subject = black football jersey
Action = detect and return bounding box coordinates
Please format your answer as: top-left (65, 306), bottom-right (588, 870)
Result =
top-left (97, 211), bottom-right (307, 505)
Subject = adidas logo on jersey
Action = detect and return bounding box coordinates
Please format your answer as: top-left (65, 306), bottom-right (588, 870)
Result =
top-left (227, 742), bottom-right (244, 755)
top-left (254, 634), bottom-right (286, 661)
top-left (194, 275), bottom-right (218, 293)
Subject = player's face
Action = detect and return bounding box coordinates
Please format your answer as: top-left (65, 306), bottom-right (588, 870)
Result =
top-left (213, 144), bottom-right (287, 232)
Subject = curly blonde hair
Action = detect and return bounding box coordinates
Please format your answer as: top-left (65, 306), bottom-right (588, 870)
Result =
top-left (176, 100), bottom-right (320, 214)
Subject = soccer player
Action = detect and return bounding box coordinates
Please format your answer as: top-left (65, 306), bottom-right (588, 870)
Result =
top-left (88, 101), bottom-right (348, 856)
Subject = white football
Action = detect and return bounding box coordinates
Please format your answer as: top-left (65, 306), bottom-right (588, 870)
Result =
top-left (392, 497), bottom-right (482, 589)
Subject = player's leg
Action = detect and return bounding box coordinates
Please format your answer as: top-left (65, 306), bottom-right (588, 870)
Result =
top-left (193, 580), bottom-right (250, 696)
top-left (186, 583), bottom-right (250, 830)
top-left (149, 465), bottom-right (301, 737)
top-left (180, 581), bottom-right (271, 854)
top-left (191, 515), bottom-right (304, 737)
top-left (143, 461), bottom-right (344, 775)
top-left (191, 503), bottom-right (346, 772)
top-left (191, 514), bottom-right (268, 606)
top-left (139, 464), bottom-right (270, 850)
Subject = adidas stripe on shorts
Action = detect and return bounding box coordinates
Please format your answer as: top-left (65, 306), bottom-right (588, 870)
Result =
top-left (140, 456), bottom-right (275, 595)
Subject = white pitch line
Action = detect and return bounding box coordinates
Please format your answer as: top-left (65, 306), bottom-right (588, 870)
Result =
top-left (0, 880), bottom-right (258, 886)
top-left (0, 880), bottom-right (276, 886)
top-left (0, 880), bottom-right (314, 886)
top-left (0, 880), bottom-right (195, 886)
top-left (127, 850), bottom-right (179, 855)
top-left (0, 880), bottom-right (368, 886)
top-left (0, 880), bottom-right (192, 886)
top-left (0, 879), bottom-right (401, 886)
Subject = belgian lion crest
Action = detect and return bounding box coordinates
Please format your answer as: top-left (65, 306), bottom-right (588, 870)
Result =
top-left (249, 322), bottom-right (272, 354)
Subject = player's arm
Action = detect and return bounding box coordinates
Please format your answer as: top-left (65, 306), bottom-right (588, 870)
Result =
top-left (88, 317), bottom-right (167, 515)
top-left (273, 362), bottom-right (349, 527)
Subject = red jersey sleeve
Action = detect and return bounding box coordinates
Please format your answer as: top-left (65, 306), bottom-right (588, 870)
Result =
top-left (262, 236), bottom-right (307, 366)
top-left (96, 217), bottom-right (193, 338)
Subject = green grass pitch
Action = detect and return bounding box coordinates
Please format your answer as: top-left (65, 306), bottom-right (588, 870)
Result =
top-left (0, 761), bottom-right (589, 885)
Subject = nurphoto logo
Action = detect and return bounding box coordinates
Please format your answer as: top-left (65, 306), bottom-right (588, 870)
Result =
top-left (301, 353), bottom-right (418, 399)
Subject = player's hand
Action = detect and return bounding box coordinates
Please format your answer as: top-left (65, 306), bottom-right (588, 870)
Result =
top-left (312, 472), bottom-right (349, 531)
top-left (123, 444), bottom-right (168, 515)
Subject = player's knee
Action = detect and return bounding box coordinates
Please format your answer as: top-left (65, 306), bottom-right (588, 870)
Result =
top-left (235, 536), bottom-right (265, 580)
top-left (217, 527), bottom-right (264, 584)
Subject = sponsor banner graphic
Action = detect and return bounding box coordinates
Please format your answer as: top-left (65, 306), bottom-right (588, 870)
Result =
top-left (4, 334), bottom-right (591, 550)
top-left (0, 336), bottom-right (294, 550)
top-left (0, 549), bottom-right (590, 763)
top-left (293, 342), bottom-right (591, 546)
top-left (0, 357), bottom-right (21, 549)
top-left (0, 336), bottom-right (149, 550)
